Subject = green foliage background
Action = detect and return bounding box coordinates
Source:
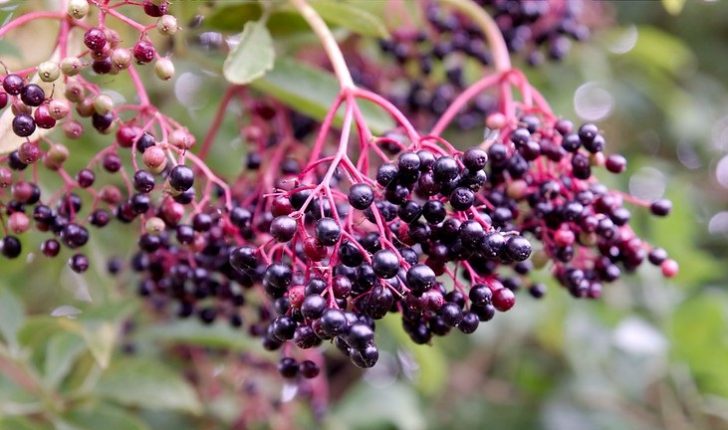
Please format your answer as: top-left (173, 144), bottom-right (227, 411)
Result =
top-left (1, 1), bottom-right (728, 429)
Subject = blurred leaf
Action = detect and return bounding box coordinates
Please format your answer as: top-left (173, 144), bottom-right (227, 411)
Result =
top-left (94, 358), bottom-right (202, 414)
top-left (80, 322), bottom-right (116, 370)
top-left (0, 289), bottom-right (25, 351)
top-left (223, 20), bottom-right (275, 85)
top-left (625, 26), bottom-right (693, 75)
top-left (18, 317), bottom-right (80, 350)
top-left (669, 292), bottom-right (728, 397)
top-left (0, 416), bottom-right (51, 430)
top-left (44, 333), bottom-right (86, 390)
top-left (310, 0), bottom-right (389, 38)
top-left (381, 315), bottom-right (446, 396)
top-left (662, 0), bottom-right (686, 15)
top-left (65, 403), bottom-right (151, 430)
top-left (251, 57), bottom-right (394, 134)
top-left (328, 383), bottom-right (425, 430)
top-left (205, 3), bottom-right (263, 31)
top-left (139, 319), bottom-right (260, 352)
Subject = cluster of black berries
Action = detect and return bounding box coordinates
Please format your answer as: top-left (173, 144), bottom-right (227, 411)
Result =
top-left (478, 0), bottom-right (592, 65)
top-left (375, 5), bottom-right (497, 130)
top-left (478, 115), bottom-right (678, 298)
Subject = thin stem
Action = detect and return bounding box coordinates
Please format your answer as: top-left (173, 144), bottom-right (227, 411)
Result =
top-left (289, 0), bottom-right (355, 89)
top-left (439, 0), bottom-right (511, 72)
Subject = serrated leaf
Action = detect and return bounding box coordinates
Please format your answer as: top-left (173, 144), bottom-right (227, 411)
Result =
top-left (311, 0), bottom-right (389, 38)
top-left (94, 358), bottom-right (202, 414)
top-left (0, 289), bottom-right (24, 351)
top-left (251, 57), bottom-right (395, 134)
top-left (44, 333), bottom-right (86, 390)
top-left (662, 0), bottom-right (686, 15)
top-left (223, 20), bottom-right (275, 85)
top-left (65, 403), bottom-right (151, 430)
top-left (140, 320), bottom-right (260, 352)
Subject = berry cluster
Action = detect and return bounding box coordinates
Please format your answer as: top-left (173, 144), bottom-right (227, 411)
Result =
top-left (0, 0), bottom-right (676, 402)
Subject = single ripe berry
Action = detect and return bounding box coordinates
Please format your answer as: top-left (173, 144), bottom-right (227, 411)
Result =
top-left (605, 154), bottom-right (627, 173)
top-left (76, 169), bottom-right (95, 188)
top-left (83, 27), bottom-right (107, 51)
top-left (449, 187), bottom-right (475, 211)
top-left (505, 236), bottom-right (532, 261)
top-left (372, 249), bottom-right (399, 278)
top-left (169, 165), bottom-right (194, 191)
top-left (69, 254), bottom-right (90, 273)
top-left (229, 245), bottom-right (258, 272)
top-left (578, 123), bottom-right (599, 143)
top-left (277, 357), bottom-right (299, 378)
top-left (315, 217), bottom-right (341, 246)
top-left (434, 156), bottom-right (460, 182)
top-left (20, 84), bottom-right (45, 106)
top-left (348, 183), bottom-right (374, 210)
top-left (406, 264), bottom-right (436, 294)
top-left (1, 235), bottom-right (22, 258)
top-left (462, 148), bottom-right (488, 171)
top-left (269, 215), bottom-right (297, 242)
top-left (650, 199), bottom-right (672, 217)
top-left (12, 114), bottom-right (36, 137)
top-left (2, 74), bottom-right (24, 95)
top-left (300, 360), bottom-right (320, 378)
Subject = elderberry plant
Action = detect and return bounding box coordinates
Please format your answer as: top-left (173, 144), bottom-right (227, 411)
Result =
top-left (0, 0), bottom-right (680, 423)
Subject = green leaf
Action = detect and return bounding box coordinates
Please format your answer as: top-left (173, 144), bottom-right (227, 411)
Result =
top-left (662, 0), bottom-right (686, 15)
top-left (328, 383), bottom-right (425, 430)
top-left (44, 333), bottom-right (86, 390)
top-left (310, 0), bottom-right (389, 38)
top-left (223, 20), bottom-right (275, 85)
top-left (251, 57), bottom-right (395, 134)
top-left (380, 315), bottom-right (447, 396)
top-left (80, 322), bottom-right (116, 370)
top-left (94, 358), bottom-right (202, 414)
top-left (139, 320), bottom-right (261, 352)
top-left (0, 289), bottom-right (24, 351)
top-left (205, 3), bottom-right (263, 31)
top-left (65, 403), bottom-right (151, 430)
top-left (0, 416), bottom-right (52, 430)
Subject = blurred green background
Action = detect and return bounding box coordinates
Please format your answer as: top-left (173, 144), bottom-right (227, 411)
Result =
top-left (1, 1), bottom-right (728, 429)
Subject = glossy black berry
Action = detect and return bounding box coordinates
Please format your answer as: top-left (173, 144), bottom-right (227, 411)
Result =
top-left (12, 114), bottom-right (36, 137)
top-left (348, 183), bottom-right (374, 210)
top-left (372, 249), bottom-right (399, 278)
top-left (650, 199), bottom-right (672, 217)
top-left (1, 236), bottom-right (21, 258)
top-left (20, 84), bottom-right (45, 106)
top-left (406, 264), bottom-right (436, 294)
top-left (315, 217), bottom-right (341, 246)
top-left (69, 254), bottom-right (89, 273)
top-left (505, 236), bottom-right (532, 261)
top-left (169, 165), bottom-right (194, 192)
top-left (269, 215), bottom-right (297, 242)
top-left (462, 148), bottom-right (488, 170)
top-left (2, 74), bottom-right (24, 95)
top-left (449, 187), bottom-right (475, 211)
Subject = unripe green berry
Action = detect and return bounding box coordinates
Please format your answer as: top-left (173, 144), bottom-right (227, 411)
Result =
top-left (38, 61), bottom-right (61, 82)
top-left (145, 217), bottom-right (166, 235)
top-left (64, 80), bottom-right (85, 103)
top-left (45, 144), bottom-right (70, 170)
top-left (67, 0), bottom-right (89, 19)
top-left (111, 48), bottom-right (132, 70)
top-left (157, 15), bottom-right (178, 36)
top-left (154, 58), bottom-right (175, 81)
top-left (61, 57), bottom-right (84, 76)
top-left (93, 94), bottom-right (114, 115)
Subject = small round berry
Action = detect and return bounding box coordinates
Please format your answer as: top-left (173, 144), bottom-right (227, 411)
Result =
top-left (300, 360), bottom-right (320, 378)
top-left (277, 357), bottom-right (299, 378)
top-left (20, 84), bottom-right (45, 106)
top-left (133, 40), bottom-right (156, 64)
top-left (2, 74), bottom-right (24, 95)
top-left (650, 199), bottom-right (672, 217)
top-left (41, 239), bottom-right (61, 257)
top-left (398, 152), bottom-right (421, 173)
top-left (111, 48), bottom-right (132, 70)
top-left (462, 148), bottom-right (488, 171)
top-left (320, 308), bottom-right (348, 336)
top-left (648, 248), bottom-right (668, 265)
top-left (12, 114), bottom-right (36, 137)
top-left (406, 264), bottom-right (436, 294)
top-left (269, 215), bottom-right (297, 242)
top-left (605, 154), bottom-right (627, 173)
top-left (33, 105), bottom-right (56, 129)
top-left (76, 169), bottom-right (95, 188)
top-left (315, 217), bottom-right (341, 246)
top-left (69, 254), bottom-right (89, 273)
top-left (376, 163), bottom-right (398, 186)
top-left (528, 283), bottom-right (547, 298)
top-left (38, 61), bottom-right (60, 82)
top-left (661, 259), bottom-right (679, 278)
top-left (168, 165), bottom-right (194, 191)
top-left (1, 236), bottom-right (22, 258)
top-left (348, 183), bottom-right (374, 210)
top-left (229, 246), bottom-right (258, 272)
top-left (8, 212), bottom-right (29, 234)
top-left (505, 236), bottom-right (532, 261)
top-left (449, 187), bottom-right (475, 211)
top-left (157, 14), bottom-right (178, 35)
top-left (578, 123), bottom-right (599, 143)
top-left (433, 156), bottom-right (460, 182)
top-left (457, 312), bottom-right (479, 334)
top-left (84, 28), bottom-right (107, 51)
top-left (154, 58), bottom-right (175, 80)
top-left (372, 249), bottom-right (399, 278)
top-left (492, 288), bottom-right (516, 311)
top-left (346, 323), bottom-right (374, 349)
top-left (143, 0), bottom-right (169, 17)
